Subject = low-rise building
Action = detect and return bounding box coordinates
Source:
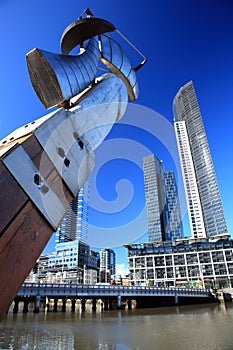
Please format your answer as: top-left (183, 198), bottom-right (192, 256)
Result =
top-left (26, 240), bottom-right (99, 284)
top-left (125, 234), bottom-right (233, 288)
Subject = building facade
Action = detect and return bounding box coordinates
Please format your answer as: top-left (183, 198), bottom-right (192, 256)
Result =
top-left (25, 182), bottom-right (100, 284)
top-left (164, 170), bottom-right (183, 240)
top-left (100, 248), bottom-right (116, 283)
top-left (57, 183), bottom-right (89, 243)
top-left (143, 154), bottom-right (183, 242)
top-left (29, 240), bottom-right (100, 284)
top-left (125, 235), bottom-right (233, 288)
top-left (173, 81), bottom-right (228, 238)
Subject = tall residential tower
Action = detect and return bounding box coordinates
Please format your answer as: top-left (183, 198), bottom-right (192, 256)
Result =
top-left (173, 81), bottom-right (227, 239)
top-left (100, 248), bottom-right (116, 283)
top-left (143, 154), bottom-right (183, 242)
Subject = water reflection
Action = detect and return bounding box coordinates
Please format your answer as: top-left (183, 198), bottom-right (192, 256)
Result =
top-left (1, 303), bottom-right (233, 349)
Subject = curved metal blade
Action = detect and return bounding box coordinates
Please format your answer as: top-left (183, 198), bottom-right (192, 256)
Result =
top-left (99, 34), bottom-right (139, 101)
top-left (26, 38), bottom-right (100, 109)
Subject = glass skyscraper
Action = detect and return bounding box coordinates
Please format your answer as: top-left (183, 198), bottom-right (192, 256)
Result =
top-left (57, 183), bottom-right (89, 243)
top-left (164, 171), bottom-right (183, 240)
top-left (173, 81), bottom-right (228, 239)
top-left (143, 154), bottom-right (183, 242)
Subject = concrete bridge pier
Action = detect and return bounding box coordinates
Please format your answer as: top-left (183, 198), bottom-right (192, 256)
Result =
top-left (81, 299), bottom-right (86, 312)
top-left (13, 298), bottom-right (19, 314)
top-left (23, 298), bottom-right (29, 313)
top-left (62, 298), bottom-right (66, 312)
top-left (71, 298), bottom-right (76, 312)
top-left (132, 300), bottom-right (137, 309)
top-left (53, 298), bottom-right (58, 312)
top-left (117, 295), bottom-right (121, 310)
top-left (174, 295), bottom-right (179, 305)
top-left (45, 297), bottom-right (50, 312)
top-left (127, 299), bottom-right (132, 310)
top-left (92, 299), bottom-right (96, 312)
top-left (104, 299), bottom-right (109, 311)
top-left (34, 295), bottom-right (40, 313)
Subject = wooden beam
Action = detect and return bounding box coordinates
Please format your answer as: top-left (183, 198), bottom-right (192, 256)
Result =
top-left (0, 135), bottom-right (74, 320)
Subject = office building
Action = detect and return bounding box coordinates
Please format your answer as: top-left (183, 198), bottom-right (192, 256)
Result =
top-left (57, 183), bottom-right (89, 243)
top-left (173, 81), bottom-right (227, 238)
top-left (143, 155), bottom-right (183, 242)
top-left (143, 155), bottom-right (166, 242)
top-left (125, 234), bottom-right (233, 288)
top-left (164, 171), bottom-right (183, 240)
top-left (100, 248), bottom-right (116, 282)
top-left (27, 240), bottom-right (100, 284)
top-left (25, 182), bottom-right (100, 284)
top-left (48, 240), bottom-right (99, 283)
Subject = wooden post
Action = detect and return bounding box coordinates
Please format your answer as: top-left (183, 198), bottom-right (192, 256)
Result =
top-left (0, 133), bottom-right (74, 321)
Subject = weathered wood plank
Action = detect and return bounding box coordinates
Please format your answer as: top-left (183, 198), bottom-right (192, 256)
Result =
top-left (22, 134), bottom-right (73, 207)
top-left (0, 136), bottom-right (75, 320)
top-left (0, 160), bottom-right (28, 234)
top-left (0, 202), bottom-right (53, 320)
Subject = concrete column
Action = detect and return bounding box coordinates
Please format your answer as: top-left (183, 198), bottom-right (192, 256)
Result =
top-left (34, 295), bottom-right (40, 313)
top-left (92, 299), bottom-right (96, 312)
top-left (13, 298), bottom-right (19, 314)
top-left (117, 295), bottom-right (121, 309)
top-left (23, 299), bottom-right (29, 313)
top-left (62, 298), bottom-right (66, 312)
top-left (81, 299), bottom-right (86, 312)
top-left (53, 298), bottom-right (58, 312)
top-left (46, 297), bottom-right (50, 312)
top-left (174, 295), bottom-right (179, 305)
top-left (104, 299), bottom-right (108, 311)
top-left (131, 299), bottom-right (137, 309)
top-left (71, 298), bottom-right (76, 312)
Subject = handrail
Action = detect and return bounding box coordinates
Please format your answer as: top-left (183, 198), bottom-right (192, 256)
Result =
top-left (19, 283), bottom-right (210, 297)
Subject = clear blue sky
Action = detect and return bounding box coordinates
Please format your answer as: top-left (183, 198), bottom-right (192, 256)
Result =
top-left (1, 1), bottom-right (233, 272)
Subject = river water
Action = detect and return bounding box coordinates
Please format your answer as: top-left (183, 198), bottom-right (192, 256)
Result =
top-left (1, 302), bottom-right (233, 350)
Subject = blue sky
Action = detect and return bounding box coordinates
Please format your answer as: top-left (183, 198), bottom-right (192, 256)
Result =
top-left (1, 1), bottom-right (233, 273)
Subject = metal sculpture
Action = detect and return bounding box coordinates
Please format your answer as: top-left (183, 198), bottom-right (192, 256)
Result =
top-left (0, 8), bottom-right (146, 320)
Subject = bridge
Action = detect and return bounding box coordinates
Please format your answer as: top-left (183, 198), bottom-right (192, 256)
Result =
top-left (18, 283), bottom-right (211, 298)
top-left (13, 283), bottom-right (216, 313)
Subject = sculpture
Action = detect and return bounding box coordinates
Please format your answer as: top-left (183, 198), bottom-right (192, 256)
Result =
top-left (0, 8), bottom-right (146, 320)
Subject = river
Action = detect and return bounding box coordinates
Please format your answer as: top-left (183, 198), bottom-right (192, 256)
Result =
top-left (0, 302), bottom-right (233, 349)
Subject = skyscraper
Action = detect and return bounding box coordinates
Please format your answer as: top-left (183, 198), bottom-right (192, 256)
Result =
top-left (48, 182), bottom-right (99, 284)
top-left (143, 155), bottom-right (166, 242)
top-left (100, 248), bottom-right (116, 282)
top-left (173, 80), bottom-right (228, 239)
top-left (57, 183), bottom-right (89, 243)
top-left (164, 171), bottom-right (183, 240)
top-left (143, 154), bottom-right (183, 242)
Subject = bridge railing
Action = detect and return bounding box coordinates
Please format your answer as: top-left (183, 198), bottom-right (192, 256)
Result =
top-left (18, 283), bottom-right (210, 298)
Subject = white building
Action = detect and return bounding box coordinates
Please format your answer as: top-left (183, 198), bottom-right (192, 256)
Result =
top-left (173, 81), bottom-right (228, 238)
top-left (125, 235), bottom-right (233, 288)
